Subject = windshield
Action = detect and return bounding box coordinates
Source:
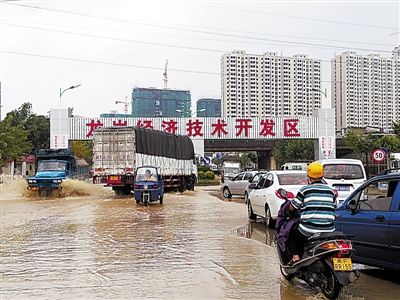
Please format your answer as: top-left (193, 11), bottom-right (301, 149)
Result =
top-left (250, 173), bottom-right (266, 183)
top-left (38, 161), bottom-right (66, 172)
top-left (136, 167), bottom-right (158, 181)
top-left (324, 164), bottom-right (364, 180)
top-left (277, 173), bottom-right (308, 185)
top-left (224, 167), bottom-right (240, 174)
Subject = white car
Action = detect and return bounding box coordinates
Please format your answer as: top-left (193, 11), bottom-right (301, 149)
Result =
top-left (318, 159), bottom-right (367, 204)
top-left (247, 170), bottom-right (308, 228)
top-left (222, 171), bottom-right (259, 198)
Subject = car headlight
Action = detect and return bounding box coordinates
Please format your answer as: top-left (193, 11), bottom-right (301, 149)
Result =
top-left (28, 180), bottom-right (32, 183)
top-left (32, 180), bottom-right (36, 183)
top-left (53, 179), bottom-right (62, 183)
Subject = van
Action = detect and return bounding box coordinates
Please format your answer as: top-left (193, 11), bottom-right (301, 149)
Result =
top-left (280, 163), bottom-right (308, 171)
top-left (318, 159), bottom-right (367, 204)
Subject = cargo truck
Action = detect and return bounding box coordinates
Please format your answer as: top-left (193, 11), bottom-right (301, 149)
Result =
top-left (27, 148), bottom-right (81, 196)
top-left (92, 127), bottom-right (196, 195)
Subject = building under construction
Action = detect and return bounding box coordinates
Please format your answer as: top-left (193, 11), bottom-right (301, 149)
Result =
top-left (131, 87), bottom-right (191, 118)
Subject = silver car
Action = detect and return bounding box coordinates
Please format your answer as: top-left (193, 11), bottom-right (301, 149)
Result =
top-left (222, 171), bottom-right (259, 199)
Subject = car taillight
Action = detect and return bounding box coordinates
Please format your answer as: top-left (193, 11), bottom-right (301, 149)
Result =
top-left (275, 190), bottom-right (295, 199)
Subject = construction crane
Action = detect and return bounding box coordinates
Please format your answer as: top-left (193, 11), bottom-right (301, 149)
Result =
top-left (163, 59), bottom-right (168, 89)
top-left (115, 97), bottom-right (129, 114)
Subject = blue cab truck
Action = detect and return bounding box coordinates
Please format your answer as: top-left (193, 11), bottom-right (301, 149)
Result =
top-left (27, 149), bottom-right (78, 196)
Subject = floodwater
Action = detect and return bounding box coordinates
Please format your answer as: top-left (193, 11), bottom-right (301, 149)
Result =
top-left (0, 182), bottom-right (399, 299)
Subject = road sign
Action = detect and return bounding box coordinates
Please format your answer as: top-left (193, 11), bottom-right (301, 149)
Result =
top-left (372, 149), bottom-right (386, 163)
top-left (203, 156), bottom-right (211, 165)
top-left (319, 136), bottom-right (335, 159)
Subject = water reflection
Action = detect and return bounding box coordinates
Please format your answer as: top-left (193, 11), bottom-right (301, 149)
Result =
top-left (232, 219), bottom-right (400, 300)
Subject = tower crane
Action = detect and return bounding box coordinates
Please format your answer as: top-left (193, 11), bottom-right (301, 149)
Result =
top-left (163, 59), bottom-right (168, 89)
top-left (115, 97), bottom-right (129, 114)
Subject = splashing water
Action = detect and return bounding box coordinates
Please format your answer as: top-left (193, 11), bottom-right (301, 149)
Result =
top-left (0, 178), bottom-right (108, 200)
top-left (59, 179), bottom-right (106, 197)
top-left (0, 178), bottom-right (31, 199)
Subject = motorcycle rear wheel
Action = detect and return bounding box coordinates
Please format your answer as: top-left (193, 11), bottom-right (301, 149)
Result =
top-left (320, 270), bottom-right (342, 299)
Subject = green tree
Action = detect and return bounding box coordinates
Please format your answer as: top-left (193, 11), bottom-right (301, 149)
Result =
top-left (0, 118), bottom-right (32, 167)
top-left (392, 121), bottom-right (400, 137)
top-left (4, 102), bottom-right (50, 153)
top-left (25, 115), bottom-right (50, 152)
top-left (344, 128), bottom-right (375, 160)
top-left (372, 135), bottom-right (400, 153)
top-left (240, 153), bottom-right (251, 169)
top-left (71, 141), bottom-right (93, 164)
top-left (272, 140), bottom-right (314, 168)
top-left (211, 157), bottom-right (222, 167)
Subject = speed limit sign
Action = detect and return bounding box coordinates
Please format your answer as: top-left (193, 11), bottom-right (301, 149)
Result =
top-left (372, 149), bottom-right (386, 163)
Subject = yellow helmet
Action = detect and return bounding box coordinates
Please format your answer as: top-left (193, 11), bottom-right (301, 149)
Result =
top-left (307, 162), bottom-right (324, 179)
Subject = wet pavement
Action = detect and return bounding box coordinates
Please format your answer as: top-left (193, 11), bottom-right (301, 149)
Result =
top-left (1, 182), bottom-right (399, 299)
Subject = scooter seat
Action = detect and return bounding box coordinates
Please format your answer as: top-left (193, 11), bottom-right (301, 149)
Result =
top-left (306, 231), bottom-right (346, 243)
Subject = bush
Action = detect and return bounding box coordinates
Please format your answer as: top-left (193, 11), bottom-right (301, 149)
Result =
top-left (196, 178), bottom-right (220, 186)
top-left (198, 171), bottom-right (206, 180)
top-left (205, 171), bottom-right (215, 180)
top-left (198, 165), bottom-right (211, 173)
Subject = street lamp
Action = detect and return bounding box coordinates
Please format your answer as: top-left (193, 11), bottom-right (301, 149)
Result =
top-left (307, 87), bottom-right (327, 99)
top-left (59, 84), bottom-right (81, 107)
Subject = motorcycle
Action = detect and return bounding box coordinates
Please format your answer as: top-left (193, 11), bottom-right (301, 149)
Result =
top-left (274, 188), bottom-right (359, 299)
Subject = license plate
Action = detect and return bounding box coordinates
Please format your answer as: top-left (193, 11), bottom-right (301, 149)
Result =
top-left (109, 176), bottom-right (119, 181)
top-left (333, 258), bottom-right (352, 271)
top-left (335, 186), bottom-right (350, 191)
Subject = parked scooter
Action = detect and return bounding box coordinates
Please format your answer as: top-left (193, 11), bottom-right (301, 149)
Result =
top-left (274, 189), bottom-right (359, 299)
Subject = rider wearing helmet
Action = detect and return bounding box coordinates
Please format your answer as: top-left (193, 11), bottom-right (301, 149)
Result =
top-left (288, 161), bottom-right (337, 263)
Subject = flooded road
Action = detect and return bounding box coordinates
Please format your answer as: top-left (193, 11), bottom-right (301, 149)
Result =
top-left (1, 183), bottom-right (399, 299)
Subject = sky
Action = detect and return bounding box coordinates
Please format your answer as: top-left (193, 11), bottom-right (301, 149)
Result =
top-left (0, 0), bottom-right (399, 118)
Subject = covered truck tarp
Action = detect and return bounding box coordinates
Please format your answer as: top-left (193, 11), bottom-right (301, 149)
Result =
top-left (92, 127), bottom-right (195, 176)
top-left (134, 127), bottom-right (194, 160)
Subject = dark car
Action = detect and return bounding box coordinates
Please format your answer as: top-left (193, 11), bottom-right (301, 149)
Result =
top-left (335, 173), bottom-right (400, 271)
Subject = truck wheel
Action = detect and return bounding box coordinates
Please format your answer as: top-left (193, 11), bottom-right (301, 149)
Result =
top-left (178, 180), bottom-right (186, 193)
top-left (223, 187), bottom-right (232, 199)
top-left (122, 187), bottom-right (131, 195)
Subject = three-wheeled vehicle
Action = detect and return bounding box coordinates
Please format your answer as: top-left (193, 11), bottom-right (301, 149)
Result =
top-left (133, 166), bottom-right (164, 206)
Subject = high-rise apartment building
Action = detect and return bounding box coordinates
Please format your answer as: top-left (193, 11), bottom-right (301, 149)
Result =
top-left (332, 47), bottom-right (400, 131)
top-left (132, 88), bottom-right (191, 117)
top-left (196, 98), bottom-right (221, 117)
top-left (221, 50), bottom-right (322, 117)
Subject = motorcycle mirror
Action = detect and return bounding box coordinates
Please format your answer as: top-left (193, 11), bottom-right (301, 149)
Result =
top-left (277, 188), bottom-right (287, 198)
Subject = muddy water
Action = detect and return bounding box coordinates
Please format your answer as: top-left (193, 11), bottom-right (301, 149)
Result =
top-left (235, 221), bottom-right (400, 300)
top-left (0, 183), bottom-right (399, 299)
